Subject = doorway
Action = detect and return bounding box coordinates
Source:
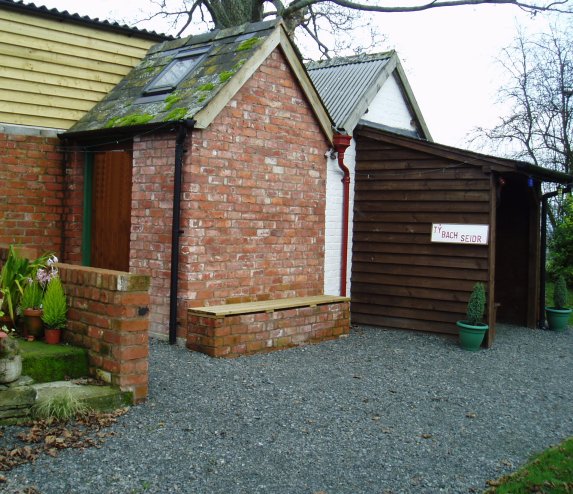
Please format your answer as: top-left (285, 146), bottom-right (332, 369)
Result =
top-left (494, 173), bottom-right (539, 327)
top-left (88, 149), bottom-right (133, 271)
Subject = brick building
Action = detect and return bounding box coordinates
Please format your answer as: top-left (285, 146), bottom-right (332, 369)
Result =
top-left (62, 20), bottom-right (343, 344)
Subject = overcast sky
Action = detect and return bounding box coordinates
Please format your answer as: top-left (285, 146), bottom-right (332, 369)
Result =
top-left (34, 1), bottom-right (563, 150)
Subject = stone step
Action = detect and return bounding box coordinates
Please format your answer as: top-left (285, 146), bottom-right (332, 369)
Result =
top-left (0, 377), bottom-right (132, 425)
top-left (20, 340), bottom-right (89, 383)
top-left (33, 380), bottom-right (132, 412)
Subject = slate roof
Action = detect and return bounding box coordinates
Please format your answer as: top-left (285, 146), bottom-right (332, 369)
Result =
top-left (0, 0), bottom-right (170, 41)
top-left (307, 52), bottom-right (431, 139)
top-left (66, 19), bottom-right (334, 137)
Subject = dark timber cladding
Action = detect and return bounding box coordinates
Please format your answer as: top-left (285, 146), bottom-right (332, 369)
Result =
top-left (352, 128), bottom-right (491, 335)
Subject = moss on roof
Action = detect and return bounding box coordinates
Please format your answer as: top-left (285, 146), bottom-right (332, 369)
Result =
top-left (67, 20), bottom-right (276, 134)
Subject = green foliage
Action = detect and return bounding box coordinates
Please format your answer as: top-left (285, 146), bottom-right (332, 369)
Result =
top-left (553, 275), bottom-right (569, 309)
top-left (466, 283), bottom-right (486, 326)
top-left (0, 246), bottom-right (53, 321)
top-left (485, 436), bottom-right (573, 493)
top-left (548, 195), bottom-right (573, 286)
top-left (546, 282), bottom-right (573, 324)
top-left (41, 277), bottom-right (67, 329)
top-left (21, 280), bottom-right (43, 310)
top-left (32, 390), bottom-right (89, 422)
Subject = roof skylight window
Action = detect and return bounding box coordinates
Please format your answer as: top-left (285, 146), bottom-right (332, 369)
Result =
top-left (144, 46), bottom-right (210, 95)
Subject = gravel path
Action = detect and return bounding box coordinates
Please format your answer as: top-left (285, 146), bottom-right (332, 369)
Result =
top-left (2, 325), bottom-right (573, 494)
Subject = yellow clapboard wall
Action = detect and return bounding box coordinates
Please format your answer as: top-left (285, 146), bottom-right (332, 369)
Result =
top-left (0, 8), bottom-right (162, 130)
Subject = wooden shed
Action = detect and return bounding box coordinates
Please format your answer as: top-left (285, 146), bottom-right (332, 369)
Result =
top-left (351, 124), bottom-right (572, 346)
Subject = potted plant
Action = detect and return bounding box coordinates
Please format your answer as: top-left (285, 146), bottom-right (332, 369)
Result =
top-left (41, 276), bottom-right (67, 344)
top-left (457, 282), bottom-right (489, 351)
top-left (21, 280), bottom-right (44, 340)
top-left (0, 246), bottom-right (54, 329)
top-left (0, 320), bottom-right (22, 383)
top-left (0, 245), bottom-right (30, 327)
top-left (545, 275), bottom-right (571, 332)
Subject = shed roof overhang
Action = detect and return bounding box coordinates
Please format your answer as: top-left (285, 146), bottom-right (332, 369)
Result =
top-left (355, 123), bottom-right (573, 186)
top-left (60, 119), bottom-right (196, 146)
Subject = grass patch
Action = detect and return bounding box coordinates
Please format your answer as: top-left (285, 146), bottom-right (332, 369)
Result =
top-left (545, 282), bottom-right (573, 325)
top-left (485, 437), bottom-right (573, 493)
top-left (32, 389), bottom-right (89, 422)
top-left (20, 340), bottom-right (89, 382)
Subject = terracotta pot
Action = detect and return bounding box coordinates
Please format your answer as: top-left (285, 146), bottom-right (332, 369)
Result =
top-left (23, 308), bottom-right (43, 340)
top-left (44, 328), bottom-right (62, 345)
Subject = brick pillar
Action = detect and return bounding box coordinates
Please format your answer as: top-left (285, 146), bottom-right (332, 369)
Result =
top-left (58, 263), bottom-right (151, 403)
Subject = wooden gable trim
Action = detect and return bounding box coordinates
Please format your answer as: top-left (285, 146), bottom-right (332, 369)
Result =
top-left (393, 59), bottom-right (433, 141)
top-left (343, 53), bottom-right (397, 134)
top-left (277, 28), bottom-right (333, 143)
top-left (192, 27), bottom-right (282, 130)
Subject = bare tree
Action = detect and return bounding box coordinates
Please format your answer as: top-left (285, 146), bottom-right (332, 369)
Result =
top-left (143, 0), bottom-right (572, 57)
top-left (475, 23), bottom-right (572, 175)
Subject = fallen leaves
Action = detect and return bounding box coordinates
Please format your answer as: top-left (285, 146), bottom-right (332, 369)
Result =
top-left (0, 407), bottom-right (129, 472)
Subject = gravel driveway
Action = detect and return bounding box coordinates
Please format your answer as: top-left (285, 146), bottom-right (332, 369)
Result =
top-left (3, 324), bottom-right (573, 494)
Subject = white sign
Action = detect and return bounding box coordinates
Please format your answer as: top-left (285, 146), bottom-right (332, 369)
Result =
top-left (431, 224), bottom-right (489, 245)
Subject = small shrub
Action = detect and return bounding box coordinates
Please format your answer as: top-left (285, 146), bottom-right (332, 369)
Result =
top-left (466, 283), bottom-right (486, 325)
top-left (21, 280), bottom-right (43, 310)
top-left (41, 277), bottom-right (67, 329)
top-left (32, 390), bottom-right (89, 422)
top-left (553, 275), bottom-right (568, 309)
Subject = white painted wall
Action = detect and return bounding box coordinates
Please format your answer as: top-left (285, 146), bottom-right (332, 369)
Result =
top-left (362, 73), bottom-right (417, 133)
top-left (324, 139), bottom-right (355, 297)
top-left (324, 72), bottom-right (417, 298)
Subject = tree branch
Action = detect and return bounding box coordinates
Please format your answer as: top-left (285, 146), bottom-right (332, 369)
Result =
top-left (283, 0), bottom-right (572, 17)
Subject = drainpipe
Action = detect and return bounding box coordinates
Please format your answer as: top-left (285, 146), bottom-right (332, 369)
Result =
top-left (169, 120), bottom-right (195, 345)
top-left (539, 185), bottom-right (571, 328)
top-left (333, 133), bottom-right (352, 297)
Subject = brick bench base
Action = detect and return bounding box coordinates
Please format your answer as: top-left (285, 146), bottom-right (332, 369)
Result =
top-left (186, 296), bottom-right (350, 357)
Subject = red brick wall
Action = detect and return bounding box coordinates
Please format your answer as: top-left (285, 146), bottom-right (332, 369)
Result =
top-left (130, 48), bottom-right (329, 337)
top-left (64, 47), bottom-right (329, 339)
top-left (130, 133), bottom-right (177, 335)
top-left (187, 301), bottom-right (350, 357)
top-left (0, 131), bottom-right (64, 256)
top-left (181, 48), bottom-right (328, 306)
top-left (59, 263), bottom-right (151, 403)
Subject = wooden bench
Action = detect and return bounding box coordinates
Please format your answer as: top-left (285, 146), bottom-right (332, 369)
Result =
top-left (187, 295), bottom-right (350, 357)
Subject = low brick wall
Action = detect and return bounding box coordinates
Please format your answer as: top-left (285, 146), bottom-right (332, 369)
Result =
top-left (187, 301), bottom-right (350, 357)
top-left (57, 264), bottom-right (151, 403)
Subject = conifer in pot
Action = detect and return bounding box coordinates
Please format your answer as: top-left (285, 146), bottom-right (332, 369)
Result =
top-left (457, 283), bottom-right (489, 351)
top-left (41, 277), bottom-right (67, 344)
top-left (545, 275), bottom-right (571, 332)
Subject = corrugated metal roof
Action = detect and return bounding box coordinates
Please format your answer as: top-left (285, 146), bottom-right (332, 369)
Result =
top-left (307, 52), bottom-right (393, 130)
